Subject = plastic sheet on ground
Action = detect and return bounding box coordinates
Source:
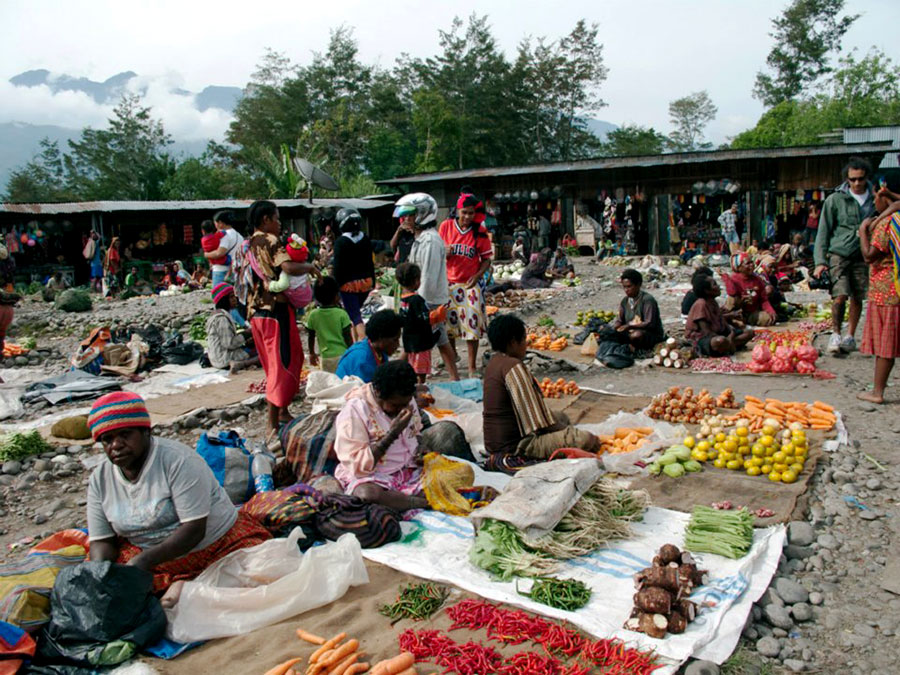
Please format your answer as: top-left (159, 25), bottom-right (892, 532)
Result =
top-left (164, 529), bottom-right (368, 643)
top-left (577, 411), bottom-right (688, 475)
top-left (305, 370), bottom-right (364, 414)
top-left (361, 507), bottom-right (786, 670)
top-left (427, 385), bottom-right (486, 462)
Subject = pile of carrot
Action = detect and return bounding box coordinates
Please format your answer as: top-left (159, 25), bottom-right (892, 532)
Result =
top-left (539, 378), bottom-right (580, 399)
top-left (596, 427), bottom-right (653, 455)
top-left (529, 334), bottom-right (568, 351)
top-left (264, 628), bottom-right (423, 675)
top-left (1, 343), bottom-right (27, 358)
top-left (728, 396), bottom-right (836, 431)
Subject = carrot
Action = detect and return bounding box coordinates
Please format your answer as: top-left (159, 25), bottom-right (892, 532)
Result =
top-left (371, 652), bottom-right (415, 675)
top-left (614, 427), bottom-right (632, 439)
top-left (310, 634), bottom-right (346, 663)
top-left (327, 651), bottom-right (360, 675)
top-left (344, 665), bottom-right (369, 675)
top-left (322, 640), bottom-right (359, 668)
top-left (297, 629), bottom-right (326, 645)
top-left (265, 657), bottom-right (303, 675)
top-left (395, 669), bottom-right (417, 675)
top-left (812, 400), bottom-right (834, 412)
top-left (745, 395), bottom-right (763, 404)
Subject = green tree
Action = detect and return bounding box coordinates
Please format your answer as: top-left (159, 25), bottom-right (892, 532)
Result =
top-left (668, 91), bottom-right (718, 151)
top-left (161, 144), bottom-right (261, 199)
top-left (3, 139), bottom-right (74, 202)
top-left (64, 94), bottom-right (174, 199)
top-left (602, 124), bottom-right (667, 156)
top-left (754, 0), bottom-right (858, 107)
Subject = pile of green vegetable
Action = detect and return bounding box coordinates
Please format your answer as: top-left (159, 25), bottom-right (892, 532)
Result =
top-left (0, 431), bottom-right (53, 462)
top-left (188, 315), bottom-right (207, 342)
top-left (470, 481), bottom-right (651, 579)
top-left (518, 576), bottom-right (592, 611)
top-left (684, 505), bottom-right (754, 559)
top-left (648, 444), bottom-right (702, 478)
top-left (379, 582), bottom-right (449, 623)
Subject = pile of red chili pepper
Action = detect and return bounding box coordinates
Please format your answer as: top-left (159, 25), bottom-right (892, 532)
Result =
top-left (397, 599), bottom-right (660, 674)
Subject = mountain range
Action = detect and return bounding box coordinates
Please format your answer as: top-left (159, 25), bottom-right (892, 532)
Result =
top-left (1, 69), bottom-right (617, 197)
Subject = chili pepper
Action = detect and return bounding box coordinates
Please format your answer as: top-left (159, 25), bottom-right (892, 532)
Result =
top-left (380, 582), bottom-right (450, 623)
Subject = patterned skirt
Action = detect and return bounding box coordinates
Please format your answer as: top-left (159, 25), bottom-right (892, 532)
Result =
top-left (861, 303), bottom-right (900, 359)
top-left (116, 512), bottom-right (271, 593)
top-left (446, 282), bottom-right (487, 341)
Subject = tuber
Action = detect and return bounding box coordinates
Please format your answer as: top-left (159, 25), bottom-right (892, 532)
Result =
top-left (635, 566), bottom-right (681, 593)
top-left (638, 612), bottom-right (668, 639)
top-left (656, 544), bottom-right (681, 566)
top-left (677, 599), bottom-right (698, 622)
top-left (634, 587), bottom-right (672, 615)
top-left (667, 611), bottom-right (688, 634)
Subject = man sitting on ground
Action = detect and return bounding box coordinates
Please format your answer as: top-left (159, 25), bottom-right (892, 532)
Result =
top-left (482, 315), bottom-right (600, 474)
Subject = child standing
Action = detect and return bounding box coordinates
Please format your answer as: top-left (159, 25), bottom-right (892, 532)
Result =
top-left (305, 276), bottom-right (353, 373)
top-left (395, 262), bottom-right (446, 384)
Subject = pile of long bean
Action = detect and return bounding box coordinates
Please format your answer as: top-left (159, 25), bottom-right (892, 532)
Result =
top-left (684, 505), bottom-right (754, 559)
top-left (379, 582), bottom-right (449, 622)
top-left (518, 577), bottom-right (592, 612)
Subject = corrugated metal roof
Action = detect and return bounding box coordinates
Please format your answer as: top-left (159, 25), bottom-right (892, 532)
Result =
top-left (843, 127), bottom-right (900, 169)
top-left (377, 142), bottom-right (896, 185)
top-left (0, 197), bottom-right (393, 215)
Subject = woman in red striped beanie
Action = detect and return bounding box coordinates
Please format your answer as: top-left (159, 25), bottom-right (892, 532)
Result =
top-left (85, 391), bottom-right (270, 597)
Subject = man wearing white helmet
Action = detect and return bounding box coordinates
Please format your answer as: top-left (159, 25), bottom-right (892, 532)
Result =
top-left (403, 193), bottom-right (460, 381)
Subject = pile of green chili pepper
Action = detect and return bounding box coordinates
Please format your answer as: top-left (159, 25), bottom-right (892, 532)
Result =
top-left (379, 582), bottom-right (449, 623)
top-left (518, 576), bottom-right (592, 612)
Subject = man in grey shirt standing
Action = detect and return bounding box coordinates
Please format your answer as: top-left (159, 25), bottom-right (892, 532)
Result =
top-left (814, 157), bottom-right (875, 355)
top-left (403, 193), bottom-right (460, 380)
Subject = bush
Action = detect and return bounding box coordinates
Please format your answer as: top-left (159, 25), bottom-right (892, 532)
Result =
top-left (54, 289), bottom-right (93, 313)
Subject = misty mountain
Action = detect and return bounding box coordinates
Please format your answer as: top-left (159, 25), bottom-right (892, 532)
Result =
top-left (9, 69), bottom-right (243, 110)
top-left (584, 118), bottom-right (617, 142)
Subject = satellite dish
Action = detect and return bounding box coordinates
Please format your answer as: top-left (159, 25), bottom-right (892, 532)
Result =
top-left (293, 157), bottom-right (340, 203)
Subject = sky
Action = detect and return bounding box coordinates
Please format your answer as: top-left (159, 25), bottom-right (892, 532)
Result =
top-left (1, 0), bottom-right (899, 145)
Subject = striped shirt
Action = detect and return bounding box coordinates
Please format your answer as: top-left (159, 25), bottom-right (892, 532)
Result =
top-left (483, 353), bottom-right (555, 455)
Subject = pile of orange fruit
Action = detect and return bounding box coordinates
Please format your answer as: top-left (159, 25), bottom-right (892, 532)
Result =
top-left (539, 378), bottom-right (580, 398)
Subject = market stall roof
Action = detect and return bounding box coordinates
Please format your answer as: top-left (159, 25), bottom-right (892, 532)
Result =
top-left (376, 141), bottom-right (897, 185)
top-left (0, 197), bottom-right (393, 215)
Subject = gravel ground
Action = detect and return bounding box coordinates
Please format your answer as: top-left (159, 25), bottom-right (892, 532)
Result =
top-left (1, 258), bottom-right (897, 675)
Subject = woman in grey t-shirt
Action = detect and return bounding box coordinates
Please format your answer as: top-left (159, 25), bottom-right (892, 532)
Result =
top-left (85, 392), bottom-right (270, 597)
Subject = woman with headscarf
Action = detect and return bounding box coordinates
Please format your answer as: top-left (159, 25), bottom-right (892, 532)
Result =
top-left (245, 200), bottom-right (315, 444)
top-left (439, 194), bottom-right (493, 377)
top-left (519, 249), bottom-right (553, 289)
top-left (723, 252), bottom-right (775, 326)
top-left (332, 208), bottom-right (375, 342)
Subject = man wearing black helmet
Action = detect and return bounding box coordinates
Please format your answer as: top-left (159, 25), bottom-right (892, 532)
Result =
top-left (333, 207), bottom-right (375, 342)
top-left (403, 193), bottom-right (460, 381)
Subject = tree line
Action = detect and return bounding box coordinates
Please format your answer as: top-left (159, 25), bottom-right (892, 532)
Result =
top-left (5, 3), bottom-right (899, 203)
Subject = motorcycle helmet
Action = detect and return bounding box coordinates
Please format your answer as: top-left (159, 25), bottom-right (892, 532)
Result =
top-left (395, 193), bottom-right (438, 227)
top-left (336, 207), bottom-right (363, 233)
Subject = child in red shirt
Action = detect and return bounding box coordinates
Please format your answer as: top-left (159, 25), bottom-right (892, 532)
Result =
top-left (201, 221), bottom-right (229, 267)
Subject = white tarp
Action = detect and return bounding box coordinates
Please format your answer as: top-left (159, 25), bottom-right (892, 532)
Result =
top-left (362, 507), bottom-right (785, 671)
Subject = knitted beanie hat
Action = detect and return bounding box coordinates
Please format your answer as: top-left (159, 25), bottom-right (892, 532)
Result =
top-left (88, 391), bottom-right (151, 441)
top-left (211, 282), bottom-right (234, 305)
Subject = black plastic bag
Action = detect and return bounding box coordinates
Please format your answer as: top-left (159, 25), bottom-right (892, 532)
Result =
top-left (36, 561), bottom-right (166, 668)
top-left (595, 339), bottom-right (635, 369)
top-left (160, 334), bottom-right (204, 365)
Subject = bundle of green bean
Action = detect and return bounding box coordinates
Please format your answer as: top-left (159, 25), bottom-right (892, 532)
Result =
top-left (379, 582), bottom-right (449, 622)
top-left (684, 505), bottom-right (754, 559)
top-left (518, 576), bottom-right (592, 611)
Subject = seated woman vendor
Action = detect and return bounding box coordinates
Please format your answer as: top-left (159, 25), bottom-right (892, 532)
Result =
top-left (336, 309), bottom-right (403, 383)
top-left (601, 268), bottom-right (665, 351)
top-left (85, 392), bottom-right (270, 597)
top-left (483, 315), bottom-right (600, 473)
top-left (334, 360), bottom-right (429, 511)
top-left (723, 252), bottom-right (775, 326)
top-left (685, 274), bottom-right (753, 356)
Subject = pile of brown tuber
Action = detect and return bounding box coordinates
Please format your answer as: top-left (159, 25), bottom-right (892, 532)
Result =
top-left (624, 543), bottom-right (708, 639)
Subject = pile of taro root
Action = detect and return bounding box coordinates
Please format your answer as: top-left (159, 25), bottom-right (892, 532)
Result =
top-left (625, 544), bottom-right (708, 639)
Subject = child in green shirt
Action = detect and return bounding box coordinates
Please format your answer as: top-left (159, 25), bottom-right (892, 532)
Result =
top-left (306, 276), bottom-right (353, 373)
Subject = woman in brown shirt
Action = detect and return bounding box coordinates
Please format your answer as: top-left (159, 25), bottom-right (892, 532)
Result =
top-left (685, 275), bottom-right (753, 356)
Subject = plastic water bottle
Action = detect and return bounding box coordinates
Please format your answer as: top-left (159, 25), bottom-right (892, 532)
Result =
top-left (251, 446), bottom-right (275, 493)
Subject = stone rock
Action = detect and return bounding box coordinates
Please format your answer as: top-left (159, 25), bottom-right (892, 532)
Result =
top-left (866, 478), bottom-right (882, 491)
top-left (791, 603), bottom-right (813, 621)
top-left (855, 622), bottom-right (877, 638)
top-left (772, 627), bottom-right (788, 638)
top-left (764, 604), bottom-right (793, 630)
top-left (33, 514), bottom-right (48, 525)
top-left (1, 460), bottom-right (22, 475)
top-left (760, 587), bottom-right (784, 607)
top-left (51, 454), bottom-right (72, 465)
top-left (808, 591), bottom-right (824, 605)
top-left (788, 521), bottom-right (815, 547)
top-left (685, 660), bottom-right (720, 675)
top-left (784, 545), bottom-right (813, 560)
top-left (817, 533), bottom-right (838, 550)
top-left (66, 445), bottom-right (82, 455)
top-left (757, 636), bottom-right (781, 658)
top-left (776, 577), bottom-right (810, 604)
top-left (13, 356), bottom-right (28, 366)
top-left (38, 471), bottom-right (52, 481)
top-left (32, 459), bottom-right (50, 472)
top-left (783, 659), bottom-right (807, 672)
top-left (859, 510), bottom-right (879, 521)
top-left (0, 475), bottom-right (13, 486)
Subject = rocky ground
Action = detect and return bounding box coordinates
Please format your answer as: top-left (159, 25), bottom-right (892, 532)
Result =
top-left (1, 258), bottom-right (897, 675)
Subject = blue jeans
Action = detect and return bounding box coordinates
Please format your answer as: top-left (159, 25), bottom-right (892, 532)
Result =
top-left (211, 268), bottom-right (228, 286)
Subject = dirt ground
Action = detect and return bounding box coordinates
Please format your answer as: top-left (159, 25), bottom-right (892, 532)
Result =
top-left (1, 257), bottom-right (897, 675)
